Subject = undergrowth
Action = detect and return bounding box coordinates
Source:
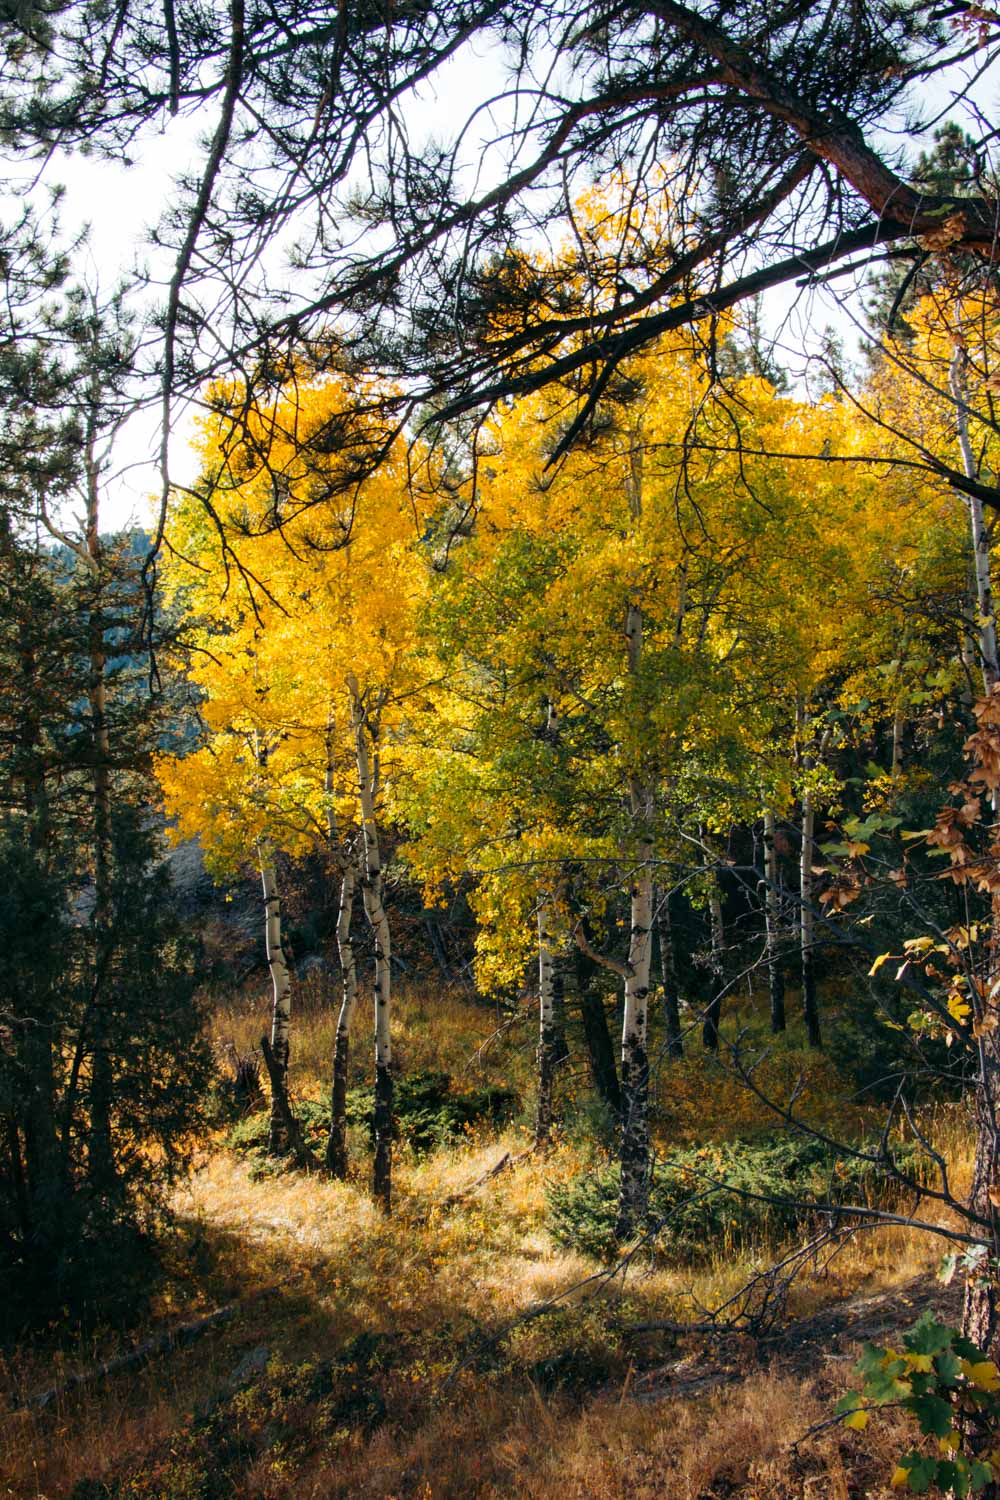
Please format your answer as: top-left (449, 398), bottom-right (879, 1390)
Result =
top-left (226, 1071), bottom-right (518, 1164)
top-left (547, 1133), bottom-right (928, 1261)
top-left (0, 982), bottom-right (971, 1500)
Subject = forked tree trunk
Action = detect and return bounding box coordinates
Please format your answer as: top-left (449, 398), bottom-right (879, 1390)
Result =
top-left (348, 677), bottom-right (393, 1211)
top-left (326, 857), bottom-right (358, 1177)
top-left (655, 886), bottom-right (683, 1058)
top-left (762, 809), bottom-right (786, 1033)
top-left (258, 846), bottom-right (294, 1154)
top-left (535, 896), bottom-right (558, 1145)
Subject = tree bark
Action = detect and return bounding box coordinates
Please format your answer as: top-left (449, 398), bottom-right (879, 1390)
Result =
top-left (702, 869), bottom-right (725, 1051)
top-left (655, 886), bottom-right (683, 1058)
top-left (800, 785), bottom-right (822, 1049)
top-left (348, 676), bottom-right (393, 1212)
top-left (762, 809), bottom-right (786, 1034)
top-left (325, 856), bottom-right (358, 1177)
top-left (535, 896), bottom-right (558, 1146)
top-left (258, 847), bottom-right (294, 1154)
top-left (616, 847), bottom-right (653, 1239)
top-left (963, 1029), bottom-right (1000, 1361)
top-left (952, 349), bottom-right (999, 697)
top-left (616, 566), bottom-right (654, 1238)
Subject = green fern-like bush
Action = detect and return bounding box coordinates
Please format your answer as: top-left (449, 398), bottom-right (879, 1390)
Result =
top-left (226, 1071), bottom-right (517, 1161)
top-left (547, 1133), bottom-right (925, 1261)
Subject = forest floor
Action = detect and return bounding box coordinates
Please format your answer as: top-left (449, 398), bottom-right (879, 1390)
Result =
top-left (0, 981), bottom-right (974, 1499)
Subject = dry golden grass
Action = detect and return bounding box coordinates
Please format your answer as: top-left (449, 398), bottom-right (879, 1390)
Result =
top-left (0, 982), bottom-right (976, 1500)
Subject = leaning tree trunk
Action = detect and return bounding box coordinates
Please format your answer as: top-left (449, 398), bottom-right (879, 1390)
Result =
top-left (655, 885), bottom-right (683, 1059)
top-left (762, 809), bottom-right (786, 1034)
top-left (348, 677), bottom-right (393, 1211)
top-left (535, 896), bottom-right (559, 1146)
top-left (258, 846), bottom-right (294, 1154)
top-left (326, 856), bottom-right (358, 1177)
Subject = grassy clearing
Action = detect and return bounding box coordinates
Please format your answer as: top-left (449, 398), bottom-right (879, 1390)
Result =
top-left (0, 982), bottom-right (974, 1499)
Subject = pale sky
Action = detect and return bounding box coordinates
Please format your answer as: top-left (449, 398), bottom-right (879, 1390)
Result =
top-left (17, 35), bottom-right (1000, 534)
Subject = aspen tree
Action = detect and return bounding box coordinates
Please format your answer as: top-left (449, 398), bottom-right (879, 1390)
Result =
top-left (323, 706), bottom-right (360, 1177)
top-left (535, 895), bottom-right (558, 1146)
top-left (654, 886), bottom-right (683, 1058)
top-left (158, 367), bottom-right (422, 1193)
top-left (762, 809), bottom-right (786, 1034)
top-left (347, 675), bottom-right (394, 1208)
top-left (257, 840), bottom-right (294, 1151)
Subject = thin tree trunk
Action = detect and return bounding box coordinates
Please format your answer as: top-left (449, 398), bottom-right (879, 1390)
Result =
top-left (83, 458), bottom-right (116, 1197)
top-left (964, 1029), bottom-right (1000, 1360)
top-left (655, 886), bottom-right (683, 1058)
top-left (891, 703), bottom-right (906, 779)
top-left (616, 849), bottom-right (653, 1239)
top-left (322, 705), bottom-right (361, 1179)
top-left (326, 857), bottom-right (358, 1177)
top-left (7, 544), bottom-right (64, 1242)
top-left (800, 784), bottom-right (822, 1049)
top-left (616, 568), bottom-right (654, 1238)
top-left (762, 809), bottom-right (786, 1034)
top-left (952, 349), bottom-right (999, 696)
top-left (702, 867), bottom-right (725, 1051)
top-left (348, 676), bottom-right (393, 1211)
top-left (258, 847), bottom-right (294, 1153)
top-left (535, 896), bottom-right (558, 1146)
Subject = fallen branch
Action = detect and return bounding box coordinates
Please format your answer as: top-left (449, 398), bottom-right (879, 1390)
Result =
top-left (15, 1304), bottom-right (237, 1413)
top-left (444, 1146), bottom-right (533, 1206)
top-left (13, 1271), bottom-right (310, 1415)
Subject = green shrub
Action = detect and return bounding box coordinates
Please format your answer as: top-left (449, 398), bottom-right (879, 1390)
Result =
top-left (226, 1071), bottom-right (517, 1161)
top-left (547, 1132), bottom-right (925, 1261)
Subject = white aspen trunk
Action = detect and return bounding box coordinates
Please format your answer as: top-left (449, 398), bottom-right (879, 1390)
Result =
top-left (952, 349), bottom-right (999, 696)
top-left (655, 886), bottom-right (683, 1058)
top-left (701, 840), bottom-right (725, 1051)
top-left (615, 841), bottom-right (653, 1239)
top-left (348, 675), bottom-right (393, 1211)
top-left (799, 774), bottom-right (822, 1049)
top-left (321, 705), bottom-right (361, 1178)
top-left (763, 809), bottom-right (786, 1033)
top-left (326, 857), bottom-right (358, 1177)
top-left (535, 896), bottom-right (557, 1145)
top-left (258, 843), bottom-right (294, 1152)
top-left (615, 431), bottom-right (655, 1238)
